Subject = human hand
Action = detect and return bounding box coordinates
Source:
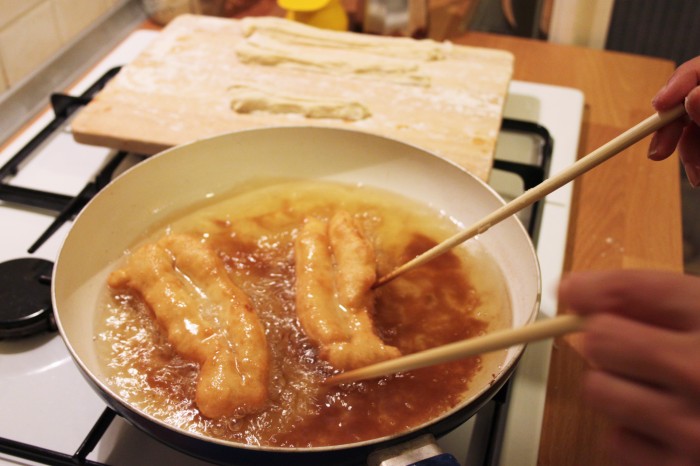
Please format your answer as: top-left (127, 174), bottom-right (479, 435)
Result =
top-left (558, 270), bottom-right (700, 466)
top-left (650, 56), bottom-right (700, 187)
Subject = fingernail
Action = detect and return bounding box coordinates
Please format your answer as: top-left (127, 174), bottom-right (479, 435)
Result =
top-left (647, 134), bottom-right (659, 159)
top-left (651, 94), bottom-right (660, 108)
top-left (685, 164), bottom-right (700, 187)
top-left (652, 82), bottom-right (669, 108)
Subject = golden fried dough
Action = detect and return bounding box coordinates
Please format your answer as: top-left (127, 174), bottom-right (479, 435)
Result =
top-left (295, 211), bottom-right (401, 370)
top-left (108, 234), bottom-right (269, 418)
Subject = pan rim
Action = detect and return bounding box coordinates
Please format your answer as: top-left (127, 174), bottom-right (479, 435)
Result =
top-left (53, 125), bottom-right (542, 454)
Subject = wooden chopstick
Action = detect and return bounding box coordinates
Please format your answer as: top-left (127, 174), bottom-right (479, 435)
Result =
top-left (324, 314), bottom-right (585, 386)
top-left (374, 104), bottom-right (687, 287)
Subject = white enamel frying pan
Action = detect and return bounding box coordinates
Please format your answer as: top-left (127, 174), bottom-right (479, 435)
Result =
top-left (52, 127), bottom-right (540, 465)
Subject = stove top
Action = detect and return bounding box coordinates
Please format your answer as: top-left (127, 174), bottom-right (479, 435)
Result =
top-left (0, 28), bottom-right (584, 466)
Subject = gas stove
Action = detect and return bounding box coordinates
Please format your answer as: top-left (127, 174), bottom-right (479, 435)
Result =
top-left (0, 26), bottom-right (583, 466)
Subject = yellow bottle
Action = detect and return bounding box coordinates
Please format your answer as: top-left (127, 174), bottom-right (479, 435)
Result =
top-left (278, 0), bottom-right (349, 31)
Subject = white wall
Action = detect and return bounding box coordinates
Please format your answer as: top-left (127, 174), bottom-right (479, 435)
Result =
top-left (0, 0), bottom-right (126, 95)
top-left (547, 0), bottom-right (615, 48)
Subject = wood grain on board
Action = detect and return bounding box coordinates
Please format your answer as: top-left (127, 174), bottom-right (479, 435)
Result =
top-left (71, 15), bottom-right (514, 181)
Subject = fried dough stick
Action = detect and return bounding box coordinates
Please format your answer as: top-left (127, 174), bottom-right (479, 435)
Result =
top-left (295, 211), bottom-right (401, 370)
top-left (108, 234), bottom-right (269, 419)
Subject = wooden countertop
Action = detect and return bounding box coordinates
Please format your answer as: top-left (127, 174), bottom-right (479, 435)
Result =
top-left (452, 32), bottom-right (683, 465)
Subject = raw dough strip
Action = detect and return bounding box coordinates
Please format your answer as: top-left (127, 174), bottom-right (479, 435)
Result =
top-left (294, 211), bottom-right (401, 371)
top-left (228, 83), bottom-right (371, 121)
top-left (108, 234), bottom-right (270, 419)
top-left (240, 16), bottom-right (451, 62)
top-left (235, 39), bottom-right (430, 87)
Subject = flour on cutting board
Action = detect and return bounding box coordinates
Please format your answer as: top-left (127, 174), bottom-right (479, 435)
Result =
top-left (71, 15), bottom-right (514, 181)
top-left (235, 39), bottom-right (430, 87)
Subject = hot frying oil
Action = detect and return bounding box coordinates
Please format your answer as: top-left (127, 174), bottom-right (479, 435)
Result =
top-left (95, 179), bottom-right (511, 447)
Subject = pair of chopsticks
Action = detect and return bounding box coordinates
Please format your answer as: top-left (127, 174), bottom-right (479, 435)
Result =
top-left (325, 104), bottom-right (686, 386)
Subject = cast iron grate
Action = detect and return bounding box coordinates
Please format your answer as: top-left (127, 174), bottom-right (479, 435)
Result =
top-left (0, 408), bottom-right (115, 466)
top-left (0, 67), bottom-right (133, 340)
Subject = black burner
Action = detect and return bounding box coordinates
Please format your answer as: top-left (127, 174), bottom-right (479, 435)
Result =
top-left (0, 258), bottom-right (55, 339)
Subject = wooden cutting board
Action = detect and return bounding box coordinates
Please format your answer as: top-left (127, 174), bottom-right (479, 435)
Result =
top-left (72, 15), bottom-right (513, 181)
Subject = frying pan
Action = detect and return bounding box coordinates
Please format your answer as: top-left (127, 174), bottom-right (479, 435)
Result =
top-left (52, 127), bottom-right (541, 465)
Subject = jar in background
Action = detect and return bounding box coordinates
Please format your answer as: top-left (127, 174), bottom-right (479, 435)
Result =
top-left (361, 0), bottom-right (428, 37)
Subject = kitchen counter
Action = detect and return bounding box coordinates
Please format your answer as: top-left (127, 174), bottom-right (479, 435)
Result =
top-left (452, 32), bottom-right (683, 465)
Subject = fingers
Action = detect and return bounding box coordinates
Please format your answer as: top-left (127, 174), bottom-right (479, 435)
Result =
top-left (685, 85), bottom-right (700, 123)
top-left (648, 57), bottom-right (700, 165)
top-left (584, 370), bottom-right (700, 464)
top-left (648, 119), bottom-right (685, 160)
top-left (652, 56), bottom-right (700, 112)
top-left (560, 270), bottom-right (700, 392)
top-left (604, 427), bottom-right (680, 466)
top-left (559, 270), bottom-right (700, 330)
top-left (604, 426), bottom-right (699, 466)
top-left (562, 268), bottom-right (700, 463)
top-left (580, 313), bottom-right (700, 397)
top-left (678, 121), bottom-right (700, 187)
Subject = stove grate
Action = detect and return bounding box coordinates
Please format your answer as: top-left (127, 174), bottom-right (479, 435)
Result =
top-left (0, 67), bottom-right (120, 184)
top-left (0, 408), bottom-right (115, 466)
top-left (494, 118), bottom-right (553, 244)
top-left (26, 150), bottom-right (129, 253)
